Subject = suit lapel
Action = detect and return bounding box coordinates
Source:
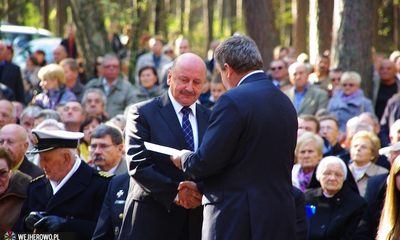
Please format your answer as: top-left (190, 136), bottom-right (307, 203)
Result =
top-left (196, 105), bottom-right (208, 146)
top-left (158, 93), bottom-right (188, 149)
top-left (45, 162), bottom-right (90, 212)
top-left (34, 179), bottom-right (53, 208)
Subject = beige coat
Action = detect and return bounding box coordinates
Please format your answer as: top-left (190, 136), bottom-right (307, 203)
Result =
top-left (349, 163), bottom-right (388, 197)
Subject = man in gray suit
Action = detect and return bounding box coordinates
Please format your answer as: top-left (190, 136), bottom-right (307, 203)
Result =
top-left (285, 62), bottom-right (329, 116)
top-left (90, 124), bottom-right (127, 176)
top-left (120, 53), bottom-right (211, 240)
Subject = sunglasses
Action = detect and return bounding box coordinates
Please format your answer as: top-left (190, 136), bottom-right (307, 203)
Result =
top-left (271, 66), bottom-right (283, 71)
top-left (342, 83), bottom-right (355, 87)
top-left (165, 50), bottom-right (173, 54)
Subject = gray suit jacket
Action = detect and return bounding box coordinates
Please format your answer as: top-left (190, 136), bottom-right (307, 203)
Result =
top-left (284, 85), bottom-right (329, 116)
top-left (114, 159), bottom-right (128, 176)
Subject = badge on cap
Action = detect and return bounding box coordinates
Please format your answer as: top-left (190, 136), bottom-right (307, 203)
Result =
top-left (27, 129), bottom-right (84, 154)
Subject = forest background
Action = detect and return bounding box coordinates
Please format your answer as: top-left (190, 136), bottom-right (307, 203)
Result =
top-left (1, 0), bottom-right (400, 98)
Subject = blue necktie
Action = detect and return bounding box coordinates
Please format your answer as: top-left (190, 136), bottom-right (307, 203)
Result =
top-left (181, 107), bottom-right (194, 151)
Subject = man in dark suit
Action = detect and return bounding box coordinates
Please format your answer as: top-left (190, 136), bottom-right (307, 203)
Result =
top-left (0, 124), bottom-right (43, 178)
top-left (120, 53), bottom-right (212, 240)
top-left (171, 35), bottom-right (298, 239)
top-left (13, 129), bottom-right (112, 240)
top-left (0, 41), bottom-right (25, 103)
top-left (93, 173), bottom-right (129, 240)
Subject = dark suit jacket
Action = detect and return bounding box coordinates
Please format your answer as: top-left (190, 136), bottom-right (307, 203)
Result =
top-left (18, 156), bottom-right (43, 178)
top-left (93, 173), bottom-right (129, 240)
top-left (305, 185), bottom-right (367, 240)
top-left (181, 72), bottom-right (298, 239)
top-left (293, 186), bottom-right (308, 240)
top-left (120, 92), bottom-right (211, 240)
top-left (364, 173), bottom-right (388, 205)
top-left (14, 160), bottom-right (111, 240)
top-left (0, 61), bottom-right (25, 103)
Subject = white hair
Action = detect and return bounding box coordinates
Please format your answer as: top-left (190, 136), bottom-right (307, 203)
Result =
top-left (316, 156), bottom-right (348, 181)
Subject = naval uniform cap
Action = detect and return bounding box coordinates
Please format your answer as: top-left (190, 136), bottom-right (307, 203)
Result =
top-left (28, 129), bottom-right (84, 154)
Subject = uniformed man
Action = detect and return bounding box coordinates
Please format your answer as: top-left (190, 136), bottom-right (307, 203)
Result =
top-left (12, 129), bottom-right (113, 240)
top-left (92, 173), bottom-right (129, 240)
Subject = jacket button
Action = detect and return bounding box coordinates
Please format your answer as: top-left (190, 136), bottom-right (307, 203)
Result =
top-left (119, 213), bottom-right (123, 219)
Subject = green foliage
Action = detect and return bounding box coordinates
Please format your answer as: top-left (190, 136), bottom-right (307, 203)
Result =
top-left (24, 3), bottom-right (43, 27)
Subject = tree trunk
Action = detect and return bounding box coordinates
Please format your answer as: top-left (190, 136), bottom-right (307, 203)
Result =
top-left (6, 0), bottom-right (25, 25)
top-left (203, 0), bottom-right (210, 58)
top-left (155, 0), bottom-right (167, 36)
top-left (229, 0), bottom-right (237, 35)
top-left (67, 0), bottom-right (111, 80)
top-left (208, 0), bottom-right (214, 44)
top-left (42, 0), bottom-right (49, 30)
top-left (372, 0), bottom-right (380, 50)
top-left (331, 0), bottom-right (373, 98)
top-left (291, 0), bottom-right (307, 54)
top-left (309, 0), bottom-right (333, 64)
top-left (394, 2), bottom-right (400, 50)
top-left (219, 0), bottom-right (225, 34)
top-left (243, 0), bottom-right (278, 71)
top-left (56, 0), bottom-right (67, 37)
top-left (183, 0), bottom-right (190, 35)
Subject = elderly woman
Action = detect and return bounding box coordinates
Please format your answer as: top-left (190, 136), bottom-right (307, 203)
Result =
top-left (32, 64), bottom-right (77, 110)
top-left (292, 132), bottom-right (324, 191)
top-left (377, 156), bottom-right (400, 240)
top-left (327, 71), bottom-right (374, 133)
top-left (305, 156), bottom-right (367, 240)
top-left (0, 146), bottom-right (31, 232)
top-left (134, 66), bottom-right (165, 103)
top-left (349, 131), bottom-right (389, 196)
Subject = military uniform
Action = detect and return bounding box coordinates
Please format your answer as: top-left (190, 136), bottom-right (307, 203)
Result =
top-left (14, 161), bottom-right (112, 239)
top-left (92, 173), bottom-right (129, 240)
top-left (12, 129), bottom-right (113, 240)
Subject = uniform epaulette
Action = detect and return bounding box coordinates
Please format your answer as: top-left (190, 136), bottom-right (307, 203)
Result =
top-left (98, 171), bottom-right (115, 178)
top-left (30, 174), bottom-right (45, 183)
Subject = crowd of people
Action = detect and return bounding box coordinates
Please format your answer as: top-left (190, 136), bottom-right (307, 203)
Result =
top-left (0, 23), bottom-right (400, 239)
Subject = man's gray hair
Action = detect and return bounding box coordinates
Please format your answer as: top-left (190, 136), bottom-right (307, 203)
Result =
top-left (90, 124), bottom-right (123, 145)
top-left (81, 88), bottom-right (107, 106)
top-left (214, 35), bottom-right (263, 74)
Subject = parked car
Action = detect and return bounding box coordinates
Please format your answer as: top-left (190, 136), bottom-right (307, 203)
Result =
top-left (12, 37), bottom-right (62, 70)
top-left (1, 23), bottom-right (54, 52)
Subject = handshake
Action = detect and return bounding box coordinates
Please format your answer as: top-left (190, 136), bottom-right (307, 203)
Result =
top-left (25, 212), bottom-right (66, 233)
top-left (175, 181), bottom-right (203, 209)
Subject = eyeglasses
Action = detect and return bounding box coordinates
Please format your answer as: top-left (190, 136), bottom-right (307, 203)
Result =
top-left (165, 50), bottom-right (173, 54)
top-left (103, 65), bottom-right (119, 69)
top-left (0, 169), bottom-right (10, 178)
top-left (89, 143), bottom-right (116, 152)
top-left (320, 126), bottom-right (335, 132)
top-left (271, 66), bottom-right (283, 71)
top-left (342, 83), bottom-right (355, 87)
top-left (96, 62), bottom-right (101, 66)
top-left (322, 171), bottom-right (344, 179)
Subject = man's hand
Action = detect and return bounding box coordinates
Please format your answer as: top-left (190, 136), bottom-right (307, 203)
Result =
top-left (25, 212), bottom-right (46, 231)
top-left (170, 150), bottom-right (191, 170)
top-left (33, 215), bottom-right (66, 232)
top-left (175, 181), bottom-right (202, 209)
